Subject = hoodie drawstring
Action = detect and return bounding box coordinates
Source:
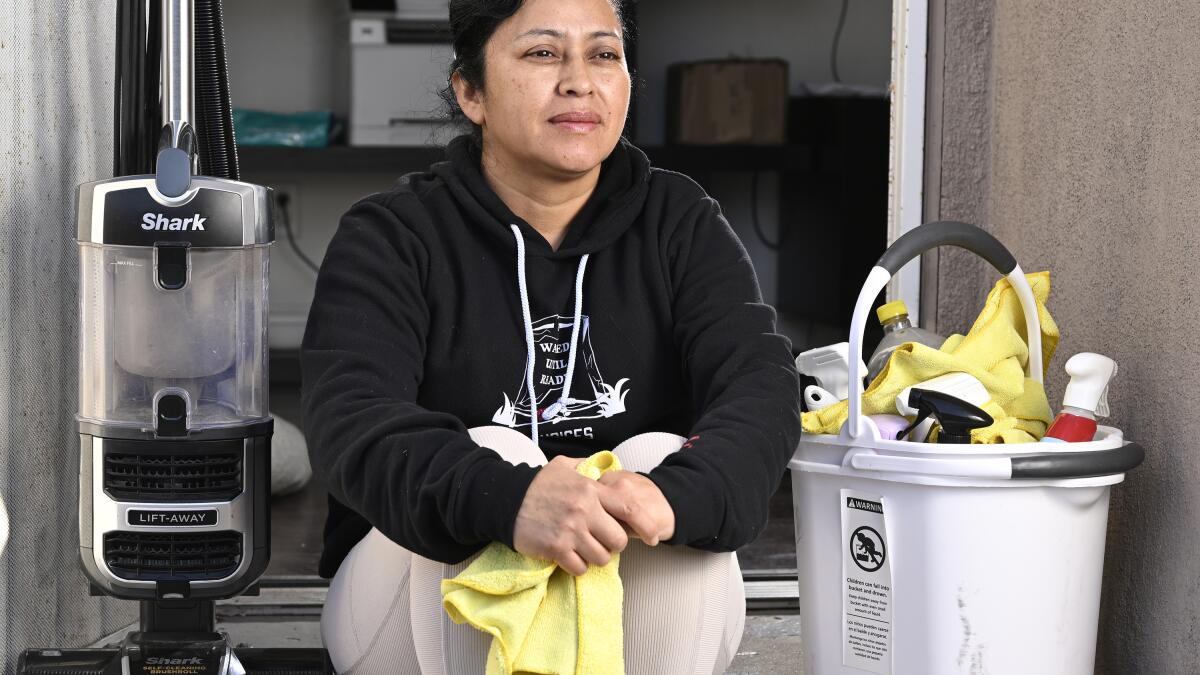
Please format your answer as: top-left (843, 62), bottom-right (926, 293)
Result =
top-left (510, 225), bottom-right (590, 446)
top-left (544, 252), bottom-right (589, 424)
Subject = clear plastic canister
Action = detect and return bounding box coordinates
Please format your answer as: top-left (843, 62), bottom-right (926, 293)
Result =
top-left (78, 242), bottom-right (269, 431)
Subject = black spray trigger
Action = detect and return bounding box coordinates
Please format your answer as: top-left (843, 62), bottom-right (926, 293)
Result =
top-left (908, 388), bottom-right (994, 444)
top-left (896, 409), bottom-right (932, 441)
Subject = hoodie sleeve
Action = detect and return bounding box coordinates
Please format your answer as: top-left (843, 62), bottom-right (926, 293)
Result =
top-left (300, 195), bottom-right (540, 565)
top-left (643, 196), bottom-right (802, 552)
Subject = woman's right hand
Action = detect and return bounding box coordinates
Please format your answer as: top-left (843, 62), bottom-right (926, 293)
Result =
top-left (512, 455), bottom-right (630, 576)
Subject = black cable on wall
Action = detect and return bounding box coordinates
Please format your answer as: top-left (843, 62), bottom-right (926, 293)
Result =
top-left (830, 0), bottom-right (850, 83)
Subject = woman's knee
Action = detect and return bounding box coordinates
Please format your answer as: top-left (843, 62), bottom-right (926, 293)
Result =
top-left (469, 425), bottom-right (548, 467)
top-left (610, 432), bottom-right (686, 473)
top-left (321, 529), bottom-right (419, 674)
top-left (409, 549), bottom-right (493, 675)
top-left (619, 544), bottom-right (744, 673)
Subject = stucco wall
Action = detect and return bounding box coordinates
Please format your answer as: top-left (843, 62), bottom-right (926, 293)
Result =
top-left (932, 0), bottom-right (1200, 671)
top-left (0, 0), bottom-right (138, 663)
top-left (924, 0), bottom-right (997, 335)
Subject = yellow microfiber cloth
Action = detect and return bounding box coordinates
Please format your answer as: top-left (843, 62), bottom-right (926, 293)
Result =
top-left (802, 272), bottom-right (1060, 443)
top-left (441, 451), bottom-right (625, 675)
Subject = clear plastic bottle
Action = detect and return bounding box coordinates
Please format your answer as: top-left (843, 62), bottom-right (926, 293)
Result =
top-left (865, 300), bottom-right (945, 383)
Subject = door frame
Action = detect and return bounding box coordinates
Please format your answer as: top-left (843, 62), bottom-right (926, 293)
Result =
top-left (888, 0), bottom-right (929, 317)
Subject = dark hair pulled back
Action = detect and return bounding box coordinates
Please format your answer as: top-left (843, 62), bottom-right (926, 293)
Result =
top-left (439, 0), bottom-right (630, 146)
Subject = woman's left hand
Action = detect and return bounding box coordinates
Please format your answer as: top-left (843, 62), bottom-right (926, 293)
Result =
top-left (596, 471), bottom-right (676, 546)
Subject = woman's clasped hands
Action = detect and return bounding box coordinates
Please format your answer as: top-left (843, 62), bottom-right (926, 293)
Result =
top-left (512, 455), bottom-right (676, 576)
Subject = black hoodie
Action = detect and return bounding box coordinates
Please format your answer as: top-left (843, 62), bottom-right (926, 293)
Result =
top-left (301, 135), bottom-right (801, 578)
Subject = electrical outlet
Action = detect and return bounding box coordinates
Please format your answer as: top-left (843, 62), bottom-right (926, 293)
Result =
top-left (271, 182), bottom-right (300, 237)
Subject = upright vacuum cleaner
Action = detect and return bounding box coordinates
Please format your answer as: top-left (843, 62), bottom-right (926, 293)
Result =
top-left (18, 1), bottom-right (332, 672)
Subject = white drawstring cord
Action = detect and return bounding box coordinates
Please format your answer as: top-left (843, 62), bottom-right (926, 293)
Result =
top-left (510, 225), bottom-right (540, 445)
top-left (542, 253), bottom-right (589, 421)
top-left (509, 226), bottom-right (592, 442)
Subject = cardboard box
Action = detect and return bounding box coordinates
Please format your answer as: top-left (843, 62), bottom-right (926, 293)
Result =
top-left (667, 59), bottom-right (789, 145)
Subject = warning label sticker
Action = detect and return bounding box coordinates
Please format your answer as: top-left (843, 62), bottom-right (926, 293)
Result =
top-left (842, 490), bottom-right (892, 674)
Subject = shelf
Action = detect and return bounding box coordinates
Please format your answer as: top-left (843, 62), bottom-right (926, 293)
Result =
top-left (238, 143), bottom-right (813, 176)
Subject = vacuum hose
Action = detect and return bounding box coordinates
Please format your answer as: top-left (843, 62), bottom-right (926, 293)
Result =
top-left (113, 0), bottom-right (161, 177)
top-left (194, 0), bottom-right (239, 181)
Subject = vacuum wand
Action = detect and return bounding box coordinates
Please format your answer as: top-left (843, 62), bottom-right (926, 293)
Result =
top-left (163, 0), bottom-right (194, 150)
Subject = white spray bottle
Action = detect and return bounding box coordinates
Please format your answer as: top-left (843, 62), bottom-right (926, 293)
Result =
top-left (895, 372), bottom-right (991, 442)
top-left (795, 343), bottom-right (867, 411)
top-left (1042, 352), bottom-right (1118, 443)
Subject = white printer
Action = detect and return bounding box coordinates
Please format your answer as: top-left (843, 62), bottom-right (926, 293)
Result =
top-left (349, 1), bottom-right (462, 145)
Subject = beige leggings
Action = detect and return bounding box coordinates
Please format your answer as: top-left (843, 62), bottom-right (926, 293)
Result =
top-left (321, 426), bottom-right (746, 674)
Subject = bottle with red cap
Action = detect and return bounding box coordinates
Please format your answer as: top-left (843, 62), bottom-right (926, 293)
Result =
top-left (1041, 353), bottom-right (1118, 443)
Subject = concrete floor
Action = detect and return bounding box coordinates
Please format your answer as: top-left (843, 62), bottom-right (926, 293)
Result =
top-left (726, 614), bottom-right (806, 675)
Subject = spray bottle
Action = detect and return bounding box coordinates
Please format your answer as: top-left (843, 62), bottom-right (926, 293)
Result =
top-left (1041, 353), bottom-right (1118, 443)
top-left (895, 372), bottom-right (991, 442)
top-left (897, 388), bottom-right (994, 444)
top-left (796, 342), bottom-right (866, 411)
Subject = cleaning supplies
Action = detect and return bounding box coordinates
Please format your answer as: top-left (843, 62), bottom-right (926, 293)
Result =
top-left (896, 372), bottom-right (991, 441)
top-left (1042, 353), bottom-right (1118, 443)
top-left (900, 388), bottom-right (995, 444)
top-left (865, 300), bottom-right (945, 382)
top-left (802, 272), bottom-right (1058, 444)
top-left (796, 342), bottom-right (867, 411)
top-left (895, 372), bottom-right (990, 417)
top-left (868, 414), bottom-right (911, 441)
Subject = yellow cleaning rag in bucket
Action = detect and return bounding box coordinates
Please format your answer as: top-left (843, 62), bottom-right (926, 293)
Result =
top-left (441, 451), bottom-right (625, 675)
top-left (803, 272), bottom-right (1060, 443)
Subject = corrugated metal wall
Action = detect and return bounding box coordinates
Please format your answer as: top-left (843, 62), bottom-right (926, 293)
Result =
top-left (0, 0), bottom-right (137, 668)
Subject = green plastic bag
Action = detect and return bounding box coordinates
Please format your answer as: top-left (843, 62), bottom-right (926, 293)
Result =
top-left (233, 108), bottom-right (331, 147)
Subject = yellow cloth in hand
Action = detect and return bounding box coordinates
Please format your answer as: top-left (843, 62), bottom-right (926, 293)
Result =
top-left (441, 451), bottom-right (625, 675)
top-left (802, 272), bottom-right (1060, 443)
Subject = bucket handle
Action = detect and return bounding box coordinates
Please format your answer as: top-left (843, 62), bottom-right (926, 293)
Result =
top-left (846, 221), bottom-right (1043, 439)
top-left (848, 442), bottom-right (1144, 479)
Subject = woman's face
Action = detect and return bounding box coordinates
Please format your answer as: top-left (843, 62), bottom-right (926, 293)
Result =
top-left (456, 0), bottom-right (630, 178)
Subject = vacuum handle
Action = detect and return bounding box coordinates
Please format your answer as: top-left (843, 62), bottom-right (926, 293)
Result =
top-left (845, 221), bottom-right (1043, 439)
top-left (163, 0), bottom-right (194, 145)
top-left (848, 442), bottom-right (1144, 480)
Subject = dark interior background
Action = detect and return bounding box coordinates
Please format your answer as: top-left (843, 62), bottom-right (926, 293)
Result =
top-left (232, 0), bottom-right (894, 578)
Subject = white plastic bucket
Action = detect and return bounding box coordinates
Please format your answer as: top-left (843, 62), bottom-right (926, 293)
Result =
top-left (791, 222), bottom-right (1144, 675)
